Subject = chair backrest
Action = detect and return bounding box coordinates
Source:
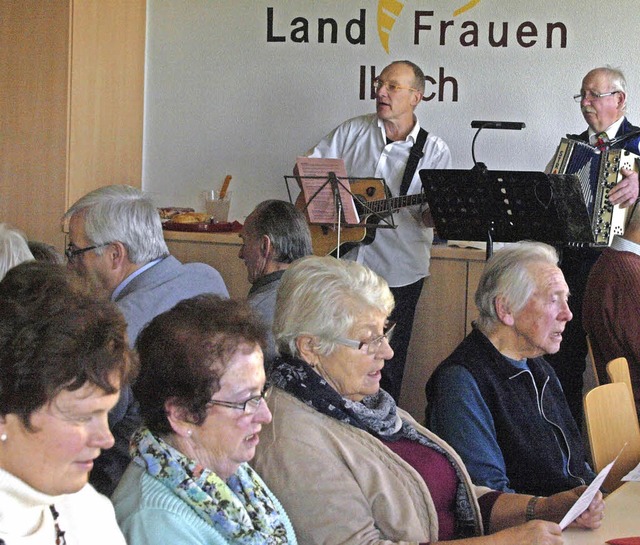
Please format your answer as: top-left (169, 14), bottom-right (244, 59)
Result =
top-left (585, 335), bottom-right (600, 390)
top-left (606, 357), bottom-right (634, 406)
top-left (584, 382), bottom-right (640, 491)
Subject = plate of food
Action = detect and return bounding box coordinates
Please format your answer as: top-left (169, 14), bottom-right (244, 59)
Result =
top-left (157, 207), bottom-right (196, 223)
top-left (162, 212), bottom-right (243, 232)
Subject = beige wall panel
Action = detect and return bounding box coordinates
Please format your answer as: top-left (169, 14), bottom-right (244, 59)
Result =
top-left (0, 1), bottom-right (145, 250)
top-left (68, 0), bottom-right (146, 205)
top-left (0, 2), bottom-right (69, 246)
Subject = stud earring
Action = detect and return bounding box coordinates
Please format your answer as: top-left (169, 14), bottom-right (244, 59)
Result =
top-left (187, 429), bottom-right (193, 437)
top-left (0, 433), bottom-right (7, 442)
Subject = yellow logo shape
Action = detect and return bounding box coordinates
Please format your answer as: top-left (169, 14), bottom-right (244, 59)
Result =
top-left (377, 0), bottom-right (481, 53)
top-left (377, 0), bottom-right (406, 54)
top-left (453, 0), bottom-right (480, 17)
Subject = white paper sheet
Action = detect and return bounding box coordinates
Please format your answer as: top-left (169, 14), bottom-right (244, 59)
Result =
top-left (622, 462), bottom-right (640, 482)
top-left (559, 447), bottom-right (624, 529)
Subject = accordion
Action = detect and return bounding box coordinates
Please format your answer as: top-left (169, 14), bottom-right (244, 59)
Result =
top-left (550, 137), bottom-right (639, 245)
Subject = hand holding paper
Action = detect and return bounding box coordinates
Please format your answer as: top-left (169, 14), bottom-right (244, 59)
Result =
top-left (559, 449), bottom-right (622, 529)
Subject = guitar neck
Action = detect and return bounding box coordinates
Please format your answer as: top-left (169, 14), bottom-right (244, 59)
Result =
top-left (364, 192), bottom-right (427, 214)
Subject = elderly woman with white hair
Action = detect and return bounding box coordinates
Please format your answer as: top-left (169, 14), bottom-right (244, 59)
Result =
top-left (0, 223), bottom-right (34, 281)
top-left (252, 255), bottom-right (604, 545)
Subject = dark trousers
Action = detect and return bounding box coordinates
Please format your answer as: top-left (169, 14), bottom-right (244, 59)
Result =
top-left (382, 278), bottom-right (425, 402)
top-left (546, 246), bottom-right (600, 429)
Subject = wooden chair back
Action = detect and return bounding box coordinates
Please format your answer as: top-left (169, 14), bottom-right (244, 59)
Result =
top-left (584, 382), bottom-right (640, 491)
top-left (584, 335), bottom-right (600, 390)
top-left (606, 357), bottom-right (635, 411)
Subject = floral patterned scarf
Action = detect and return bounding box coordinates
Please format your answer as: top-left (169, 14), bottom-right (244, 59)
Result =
top-left (131, 427), bottom-right (289, 545)
top-left (271, 356), bottom-right (478, 539)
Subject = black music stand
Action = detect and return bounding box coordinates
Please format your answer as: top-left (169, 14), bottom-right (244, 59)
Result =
top-left (419, 167), bottom-right (594, 259)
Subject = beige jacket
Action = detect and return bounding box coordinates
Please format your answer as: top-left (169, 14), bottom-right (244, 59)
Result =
top-left (252, 388), bottom-right (490, 545)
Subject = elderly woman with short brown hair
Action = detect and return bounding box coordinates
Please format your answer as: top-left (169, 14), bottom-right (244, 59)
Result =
top-left (112, 295), bottom-right (297, 545)
top-left (252, 255), bottom-right (604, 545)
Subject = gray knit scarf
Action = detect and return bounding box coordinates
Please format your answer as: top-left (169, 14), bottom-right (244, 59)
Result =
top-left (271, 356), bottom-right (478, 539)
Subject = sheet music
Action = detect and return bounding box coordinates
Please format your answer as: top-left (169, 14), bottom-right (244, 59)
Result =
top-left (559, 447), bottom-right (624, 529)
top-left (294, 157), bottom-right (359, 225)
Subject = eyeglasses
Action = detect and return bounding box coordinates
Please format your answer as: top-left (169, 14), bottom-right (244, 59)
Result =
top-left (65, 243), bottom-right (110, 263)
top-left (206, 386), bottom-right (272, 415)
top-left (573, 90), bottom-right (620, 102)
top-left (374, 78), bottom-right (418, 94)
top-left (335, 321), bottom-right (396, 356)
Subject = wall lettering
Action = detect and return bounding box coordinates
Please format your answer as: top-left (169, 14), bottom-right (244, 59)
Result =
top-left (414, 11), bottom-right (567, 48)
top-left (267, 8), bottom-right (567, 50)
top-left (267, 7), bottom-right (366, 44)
top-left (268, 7), bottom-right (568, 104)
top-left (360, 65), bottom-right (459, 103)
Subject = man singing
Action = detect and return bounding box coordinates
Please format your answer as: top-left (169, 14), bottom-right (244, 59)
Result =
top-left (306, 60), bottom-right (451, 401)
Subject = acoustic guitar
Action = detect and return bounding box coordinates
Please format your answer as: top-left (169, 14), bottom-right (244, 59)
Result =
top-left (297, 178), bottom-right (429, 256)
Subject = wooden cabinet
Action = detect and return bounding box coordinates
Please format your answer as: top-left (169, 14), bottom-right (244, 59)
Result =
top-left (0, 1), bottom-right (145, 249)
top-left (165, 231), bottom-right (251, 300)
top-left (399, 246), bottom-right (486, 422)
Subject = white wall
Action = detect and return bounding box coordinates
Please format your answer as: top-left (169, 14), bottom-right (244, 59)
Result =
top-left (143, 0), bottom-right (639, 220)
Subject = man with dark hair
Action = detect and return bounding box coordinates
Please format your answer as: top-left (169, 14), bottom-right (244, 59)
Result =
top-left (239, 199), bottom-right (312, 365)
top-left (306, 60), bottom-right (451, 402)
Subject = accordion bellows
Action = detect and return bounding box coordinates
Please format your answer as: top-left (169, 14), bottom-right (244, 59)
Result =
top-left (551, 138), bottom-right (639, 245)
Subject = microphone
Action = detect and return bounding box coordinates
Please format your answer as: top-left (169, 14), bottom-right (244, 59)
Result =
top-left (471, 120), bottom-right (526, 130)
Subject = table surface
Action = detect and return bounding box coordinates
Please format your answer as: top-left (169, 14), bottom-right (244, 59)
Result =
top-left (563, 482), bottom-right (640, 544)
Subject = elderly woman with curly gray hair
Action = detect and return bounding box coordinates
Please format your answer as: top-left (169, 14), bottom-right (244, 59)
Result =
top-left (252, 255), bottom-right (604, 545)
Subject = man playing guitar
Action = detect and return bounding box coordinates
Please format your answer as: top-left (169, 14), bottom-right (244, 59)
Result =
top-left (305, 60), bottom-right (452, 402)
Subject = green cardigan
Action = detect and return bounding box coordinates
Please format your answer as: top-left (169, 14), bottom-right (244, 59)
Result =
top-left (112, 463), bottom-right (297, 545)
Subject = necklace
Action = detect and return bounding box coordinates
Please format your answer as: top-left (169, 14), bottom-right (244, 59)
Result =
top-left (49, 505), bottom-right (67, 545)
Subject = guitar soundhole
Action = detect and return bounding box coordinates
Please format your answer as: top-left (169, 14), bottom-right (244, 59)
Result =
top-left (365, 186), bottom-right (376, 197)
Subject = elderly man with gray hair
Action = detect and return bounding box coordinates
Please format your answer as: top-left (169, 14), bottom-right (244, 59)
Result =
top-left (238, 199), bottom-right (312, 366)
top-left (546, 66), bottom-right (640, 428)
top-left (63, 184), bottom-right (228, 495)
top-left (426, 242), bottom-right (595, 497)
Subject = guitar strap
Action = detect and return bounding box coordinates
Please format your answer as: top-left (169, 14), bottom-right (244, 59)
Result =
top-left (399, 127), bottom-right (428, 196)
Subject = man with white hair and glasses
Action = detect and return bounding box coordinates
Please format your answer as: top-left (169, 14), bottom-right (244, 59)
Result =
top-left (63, 184), bottom-right (228, 496)
top-left (546, 66), bottom-right (640, 427)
